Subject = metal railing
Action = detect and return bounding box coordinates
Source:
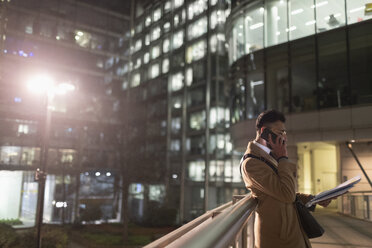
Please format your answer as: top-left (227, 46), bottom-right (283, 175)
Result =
top-left (144, 194), bottom-right (257, 248)
top-left (342, 191), bottom-right (372, 221)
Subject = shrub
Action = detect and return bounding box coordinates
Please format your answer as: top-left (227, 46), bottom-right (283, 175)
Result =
top-left (18, 226), bottom-right (68, 248)
top-left (144, 202), bottom-right (177, 227)
top-left (0, 218), bottom-right (23, 225)
top-left (80, 204), bottom-right (102, 223)
top-left (0, 224), bottom-right (19, 248)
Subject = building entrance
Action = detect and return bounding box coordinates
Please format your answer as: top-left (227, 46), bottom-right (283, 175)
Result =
top-left (297, 142), bottom-right (339, 208)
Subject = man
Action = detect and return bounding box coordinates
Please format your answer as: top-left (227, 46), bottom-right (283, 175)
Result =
top-left (240, 110), bottom-right (332, 248)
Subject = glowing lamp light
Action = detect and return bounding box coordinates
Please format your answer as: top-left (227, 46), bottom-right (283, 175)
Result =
top-left (27, 74), bottom-right (55, 94)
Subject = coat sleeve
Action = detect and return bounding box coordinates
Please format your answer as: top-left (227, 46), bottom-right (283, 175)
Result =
top-left (242, 158), bottom-right (297, 203)
top-left (296, 193), bottom-right (316, 211)
top-left (296, 193), bottom-right (314, 204)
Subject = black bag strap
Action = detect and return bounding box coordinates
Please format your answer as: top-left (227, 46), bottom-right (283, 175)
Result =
top-left (240, 153), bottom-right (278, 175)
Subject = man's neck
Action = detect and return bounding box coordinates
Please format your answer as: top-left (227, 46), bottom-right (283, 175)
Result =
top-left (253, 139), bottom-right (271, 154)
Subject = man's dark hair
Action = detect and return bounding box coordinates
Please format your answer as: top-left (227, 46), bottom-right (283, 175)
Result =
top-left (256, 109), bottom-right (286, 130)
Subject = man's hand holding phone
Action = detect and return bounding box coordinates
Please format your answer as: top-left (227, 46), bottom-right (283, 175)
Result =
top-left (262, 128), bottom-right (288, 159)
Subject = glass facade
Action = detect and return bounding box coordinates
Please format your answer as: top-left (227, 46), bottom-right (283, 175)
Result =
top-left (0, 0), bottom-right (134, 225)
top-left (227, 0), bottom-right (372, 122)
top-left (228, 0), bottom-right (372, 64)
top-left (128, 0), bottom-right (245, 222)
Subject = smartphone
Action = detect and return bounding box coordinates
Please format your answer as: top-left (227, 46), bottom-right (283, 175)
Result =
top-left (261, 128), bottom-right (278, 144)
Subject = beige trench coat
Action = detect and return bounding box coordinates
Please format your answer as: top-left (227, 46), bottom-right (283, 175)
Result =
top-left (241, 141), bottom-right (313, 248)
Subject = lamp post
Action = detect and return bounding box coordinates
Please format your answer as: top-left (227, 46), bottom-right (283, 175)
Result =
top-left (27, 74), bottom-right (75, 248)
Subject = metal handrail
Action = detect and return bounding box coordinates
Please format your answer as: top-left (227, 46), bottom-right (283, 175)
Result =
top-left (144, 201), bottom-right (233, 248)
top-left (346, 190), bottom-right (372, 195)
top-left (144, 194), bottom-right (257, 248)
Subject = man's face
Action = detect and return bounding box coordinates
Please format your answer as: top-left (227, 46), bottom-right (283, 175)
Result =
top-left (263, 120), bottom-right (287, 140)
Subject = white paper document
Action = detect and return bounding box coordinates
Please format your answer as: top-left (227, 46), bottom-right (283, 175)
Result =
top-left (305, 175), bottom-right (361, 208)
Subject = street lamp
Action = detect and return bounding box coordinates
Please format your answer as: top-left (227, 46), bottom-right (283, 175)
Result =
top-left (27, 74), bottom-right (75, 248)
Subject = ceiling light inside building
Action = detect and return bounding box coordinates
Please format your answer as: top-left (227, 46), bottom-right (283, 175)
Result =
top-left (306, 20), bottom-right (316, 25)
top-left (311, 1), bottom-right (328, 8)
top-left (349, 6), bottom-right (365, 13)
top-left (250, 22), bottom-right (263, 30)
top-left (291, 9), bottom-right (303, 15)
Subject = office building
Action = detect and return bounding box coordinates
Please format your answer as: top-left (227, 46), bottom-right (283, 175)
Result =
top-left (0, 0), bottom-right (131, 225)
top-left (226, 0), bottom-right (372, 215)
top-left (127, 0), bottom-right (247, 222)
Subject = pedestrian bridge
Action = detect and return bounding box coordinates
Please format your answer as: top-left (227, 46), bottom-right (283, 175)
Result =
top-left (144, 193), bottom-right (372, 248)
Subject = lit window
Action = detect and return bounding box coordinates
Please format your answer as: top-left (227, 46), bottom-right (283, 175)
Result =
top-left (145, 16), bottom-right (151, 27)
top-left (209, 135), bottom-right (225, 154)
top-left (162, 58), bottom-right (170, 73)
top-left (188, 0), bottom-right (208, 20)
top-left (153, 8), bottom-right (162, 22)
top-left (315, 0), bottom-right (346, 32)
top-left (188, 17), bottom-right (207, 40)
top-left (144, 52), bottom-right (150, 64)
top-left (145, 34), bottom-right (150, 45)
top-left (0, 146), bottom-right (21, 165)
top-left (186, 39), bottom-right (206, 63)
top-left (186, 67), bottom-right (193, 86)
top-left (151, 45), bottom-right (161, 59)
top-left (225, 134), bottom-right (232, 153)
top-left (171, 117), bottom-right (182, 133)
top-left (174, 13), bottom-right (180, 27)
top-left (134, 39), bottom-right (142, 52)
top-left (164, 1), bottom-right (171, 12)
top-left (170, 72), bottom-right (184, 91)
top-left (210, 33), bottom-right (225, 53)
top-left (74, 30), bottom-right (92, 48)
top-left (170, 139), bottom-right (181, 152)
top-left (117, 63), bottom-right (128, 75)
top-left (122, 81), bottom-right (128, 90)
top-left (149, 185), bottom-right (165, 202)
top-left (174, 10), bottom-right (186, 27)
top-left (188, 161), bottom-right (204, 181)
top-left (209, 107), bottom-right (228, 128)
top-left (172, 98), bottom-right (182, 110)
top-left (135, 23), bottom-right (143, 34)
top-left (210, 10), bottom-right (226, 29)
top-left (163, 22), bottom-right (171, 32)
top-left (105, 57), bottom-right (114, 69)
top-left (210, 0), bottom-right (218, 5)
top-left (190, 110), bottom-right (206, 130)
top-left (347, 0), bottom-right (372, 24)
top-left (18, 124), bottom-right (29, 134)
top-left (174, 0), bottom-right (184, 9)
top-left (163, 38), bottom-right (170, 53)
top-left (151, 26), bottom-right (161, 41)
top-left (25, 25), bottom-right (33, 34)
top-left (131, 73), bottom-right (141, 87)
top-left (224, 160), bottom-right (232, 182)
top-left (134, 58), bottom-right (141, 69)
top-left (150, 63), bottom-right (160, 78)
top-left (173, 30), bottom-right (184, 49)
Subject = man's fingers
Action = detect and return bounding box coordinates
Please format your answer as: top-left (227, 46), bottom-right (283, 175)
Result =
top-left (268, 133), bottom-right (273, 145)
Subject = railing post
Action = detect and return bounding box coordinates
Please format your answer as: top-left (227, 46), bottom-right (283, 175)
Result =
top-left (242, 225), bottom-right (248, 248)
top-left (247, 211), bottom-right (255, 248)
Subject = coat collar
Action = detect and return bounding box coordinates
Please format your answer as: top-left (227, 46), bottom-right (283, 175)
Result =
top-left (245, 141), bottom-right (278, 167)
